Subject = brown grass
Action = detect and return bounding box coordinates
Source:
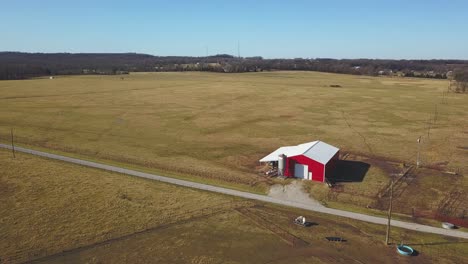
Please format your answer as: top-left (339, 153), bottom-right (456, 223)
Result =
top-left (0, 149), bottom-right (236, 262)
top-left (0, 72), bottom-right (466, 193)
top-left (0, 71), bottom-right (467, 238)
top-left (1, 149), bottom-right (467, 263)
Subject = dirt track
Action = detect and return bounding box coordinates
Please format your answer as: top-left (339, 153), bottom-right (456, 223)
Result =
top-left (1, 143), bottom-right (467, 240)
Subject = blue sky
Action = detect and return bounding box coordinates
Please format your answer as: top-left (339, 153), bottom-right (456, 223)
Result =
top-left (1, 0), bottom-right (467, 59)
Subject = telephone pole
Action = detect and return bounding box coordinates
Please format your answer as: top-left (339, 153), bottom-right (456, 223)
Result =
top-left (416, 136), bottom-right (421, 168)
top-left (10, 128), bottom-right (15, 158)
top-left (385, 178), bottom-right (394, 245)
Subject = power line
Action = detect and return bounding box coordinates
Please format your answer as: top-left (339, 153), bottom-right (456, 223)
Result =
top-left (385, 178), bottom-right (394, 245)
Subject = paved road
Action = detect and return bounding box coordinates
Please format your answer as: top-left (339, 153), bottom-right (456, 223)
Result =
top-left (1, 143), bottom-right (467, 240)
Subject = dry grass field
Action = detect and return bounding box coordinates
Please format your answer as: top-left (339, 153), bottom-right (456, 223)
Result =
top-left (0, 149), bottom-right (239, 263)
top-left (1, 150), bottom-right (467, 264)
top-left (0, 71), bottom-right (467, 217)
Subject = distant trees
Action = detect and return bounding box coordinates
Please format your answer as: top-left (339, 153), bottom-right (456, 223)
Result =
top-left (454, 71), bottom-right (468, 82)
top-left (454, 71), bottom-right (468, 92)
top-left (1, 52), bottom-right (468, 80)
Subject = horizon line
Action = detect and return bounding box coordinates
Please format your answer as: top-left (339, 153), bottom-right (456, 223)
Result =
top-left (1, 51), bottom-right (468, 61)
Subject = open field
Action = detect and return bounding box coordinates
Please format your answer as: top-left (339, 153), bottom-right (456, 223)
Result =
top-left (0, 71), bottom-right (467, 218)
top-left (1, 149), bottom-right (468, 263)
top-left (0, 149), bottom-right (240, 263)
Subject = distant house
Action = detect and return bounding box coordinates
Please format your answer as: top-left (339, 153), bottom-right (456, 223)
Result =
top-left (259, 141), bottom-right (339, 182)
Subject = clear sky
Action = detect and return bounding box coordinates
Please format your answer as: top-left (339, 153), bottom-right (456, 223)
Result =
top-left (1, 0), bottom-right (467, 59)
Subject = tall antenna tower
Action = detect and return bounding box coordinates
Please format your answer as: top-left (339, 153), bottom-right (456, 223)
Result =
top-left (237, 40), bottom-right (240, 58)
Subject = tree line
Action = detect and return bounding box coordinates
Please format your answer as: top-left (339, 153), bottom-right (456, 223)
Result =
top-left (453, 71), bottom-right (468, 92)
top-left (1, 52), bottom-right (468, 81)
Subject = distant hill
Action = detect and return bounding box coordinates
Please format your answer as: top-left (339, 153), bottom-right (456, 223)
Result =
top-left (1, 52), bottom-right (468, 80)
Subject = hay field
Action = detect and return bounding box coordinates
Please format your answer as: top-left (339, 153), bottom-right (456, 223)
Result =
top-left (0, 71), bottom-right (467, 193)
top-left (1, 150), bottom-right (467, 264)
top-left (0, 149), bottom-right (238, 262)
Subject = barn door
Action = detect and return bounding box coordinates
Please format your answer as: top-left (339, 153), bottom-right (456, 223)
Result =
top-left (294, 164), bottom-right (308, 179)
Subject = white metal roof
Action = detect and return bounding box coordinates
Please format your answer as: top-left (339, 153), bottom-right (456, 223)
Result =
top-left (259, 141), bottom-right (339, 164)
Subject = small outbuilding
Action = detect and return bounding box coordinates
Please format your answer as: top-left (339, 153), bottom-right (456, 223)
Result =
top-left (259, 141), bottom-right (339, 182)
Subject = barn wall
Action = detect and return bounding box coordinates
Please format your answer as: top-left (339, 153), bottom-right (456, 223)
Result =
top-left (284, 157), bottom-right (295, 178)
top-left (325, 151), bottom-right (340, 180)
top-left (287, 155), bottom-right (325, 182)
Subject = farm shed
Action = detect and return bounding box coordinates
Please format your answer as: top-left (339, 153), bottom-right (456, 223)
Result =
top-left (259, 141), bottom-right (339, 182)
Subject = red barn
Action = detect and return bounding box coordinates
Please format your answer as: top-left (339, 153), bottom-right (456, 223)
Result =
top-left (259, 141), bottom-right (339, 182)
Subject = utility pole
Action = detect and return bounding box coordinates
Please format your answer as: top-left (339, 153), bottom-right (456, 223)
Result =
top-left (427, 121), bottom-right (431, 139)
top-left (385, 178), bottom-right (394, 245)
top-left (416, 136), bottom-right (421, 168)
top-left (10, 128), bottom-right (15, 158)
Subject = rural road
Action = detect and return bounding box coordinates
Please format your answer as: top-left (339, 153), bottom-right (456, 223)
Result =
top-left (1, 143), bottom-right (467, 240)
